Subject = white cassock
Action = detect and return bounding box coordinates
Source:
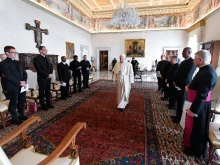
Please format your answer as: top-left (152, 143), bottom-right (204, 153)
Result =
top-left (113, 61), bottom-right (134, 109)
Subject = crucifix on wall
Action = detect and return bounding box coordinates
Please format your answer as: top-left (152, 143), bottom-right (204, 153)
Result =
top-left (26, 20), bottom-right (49, 48)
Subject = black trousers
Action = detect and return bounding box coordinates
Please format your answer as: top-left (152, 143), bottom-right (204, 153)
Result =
top-left (60, 80), bottom-right (69, 98)
top-left (162, 80), bottom-right (169, 98)
top-left (7, 89), bottom-right (26, 122)
top-left (176, 89), bottom-right (187, 120)
top-left (38, 78), bottom-right (51, 107)
top-left (73, 74), bottom-right (82, 91)
top-left (82, 70), bottom-right (89, 88)
top-left (157, 77), bottom-right (162, 91)
top-left (168, 83), bottom-right (177, 107)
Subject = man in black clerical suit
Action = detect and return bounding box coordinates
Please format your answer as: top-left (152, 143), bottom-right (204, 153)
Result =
top-left (131, 57), bottom-right (139, 76)
top-left (160, 55), bottom-right (172, 101)
top-left (0, 54), bottom-right (9, 99)
top-left (156, 55), bottom-right (166, 93)
top-left (165, 56), bottom-right (179, 109)
top-left (57, 56), bottom-right (71, 100)
top-left (1, 46), bottom-right (28, 124)
top-left (33, 46), bottom-right (54, 110)
top-left (171, 47), bottom-right (196, 123)
top-left (80, 55), bottom-right (91, 89)
top-left (69, 55), bottom-right (83, 92)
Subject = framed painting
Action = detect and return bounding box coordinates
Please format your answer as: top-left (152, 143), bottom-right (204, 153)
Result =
top-left (125, 39), bottom-right (145, 57)
top-left (66, 42), bottom-right (74, 59)
top-left (163, 47), bottom-right (182, 57)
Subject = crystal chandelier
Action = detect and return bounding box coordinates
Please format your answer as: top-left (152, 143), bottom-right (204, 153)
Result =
top-left (111, 0), bottom-right (140, 29)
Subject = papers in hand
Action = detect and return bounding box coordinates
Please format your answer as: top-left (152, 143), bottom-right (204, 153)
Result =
top-left (175, 86), bottom-right (181, 91)
top-left (20, 84), bottom-right (29, 93)
top-left (180, 101), bottom-right (192, 129)
top-left (60, 82), bottom-right (66, 87)
top-left (213, 132), bottom-right (220, 140)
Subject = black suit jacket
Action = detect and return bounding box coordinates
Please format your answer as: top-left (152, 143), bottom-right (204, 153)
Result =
top-left (33, 55), bottom-right (53, 82)
top-left (69, 60), bottom-right (81, 76)
top-left (57, 62), bottom-right (71, 82)
top-left (166, 63), bottom-right (179, 83)
top-left (174, 57), bottom-right (196, 89)
top-left (1, 58), bottom-right (27, 90)
top-left (80, 60), bottom-right (91, 72)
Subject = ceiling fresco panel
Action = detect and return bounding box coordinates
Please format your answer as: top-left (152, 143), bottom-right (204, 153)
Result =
top-left (96, 0), bottom-right (112, 6)
top-left (84, 0), bottom-right (98, 8)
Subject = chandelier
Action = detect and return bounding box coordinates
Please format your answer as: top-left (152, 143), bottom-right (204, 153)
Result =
top-left (111, 0), bottom-right (140, 29)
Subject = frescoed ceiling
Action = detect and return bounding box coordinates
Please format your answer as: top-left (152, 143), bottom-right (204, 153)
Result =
top-left (31, 0), bottom-right (220, 33)
top-left (70, 0), bottom-right (201, 18)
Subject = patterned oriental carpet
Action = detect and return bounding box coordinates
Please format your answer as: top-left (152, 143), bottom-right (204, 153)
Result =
top-left (1, 80), bottom-right (209, 164)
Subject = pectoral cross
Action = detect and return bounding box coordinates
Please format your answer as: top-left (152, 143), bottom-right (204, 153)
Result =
top-left (26, 20), bottom-right (49, 48)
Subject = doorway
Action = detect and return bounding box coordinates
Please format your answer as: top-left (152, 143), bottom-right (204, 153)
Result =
top-left (99, 51), bottom-right (108, 70)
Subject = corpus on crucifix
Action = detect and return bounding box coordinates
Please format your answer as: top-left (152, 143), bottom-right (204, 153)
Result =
top-left (26, 20), bottom-right (49, 48)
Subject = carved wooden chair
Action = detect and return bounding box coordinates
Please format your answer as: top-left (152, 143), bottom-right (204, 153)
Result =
top-left (0, 116), bottom-right (86, 165)
top-left (51, 82), bottom-right (61, 100)
top-left (26, 88), bottom-right (39, 107)
top-left (89, 71), bottom-right (94, 82)
top-left (0, 100), bottom-right (10, 128)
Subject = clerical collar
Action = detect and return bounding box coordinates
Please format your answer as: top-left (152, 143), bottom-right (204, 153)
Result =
top-left (40, 54), bottom-right (45, 58)
top-left (199, 64), bottom-right (209, 68)
top-left (184, 57), bottom-right (190, 60)
top-left (62, 62), bottom-right (66, 65)
top-left (8, 57), bottom-right (15, 61)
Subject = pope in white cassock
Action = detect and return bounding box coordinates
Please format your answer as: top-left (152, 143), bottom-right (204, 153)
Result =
top-left (112, 54), bottom-right (134, 112)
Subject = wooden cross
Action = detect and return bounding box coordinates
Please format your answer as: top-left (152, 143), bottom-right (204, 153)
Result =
top-left (26, 20), bottom-right (49, 48)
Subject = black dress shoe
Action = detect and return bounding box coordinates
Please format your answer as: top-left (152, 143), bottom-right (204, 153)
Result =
top-left (170, 116), bottom-right (176, 119)
top-left (86, 86), bottom-right (90, 88)
top-left (161, 97), bottom-right (168, 101)
top-left (61, 97), bottom-right (67, 100)
top-left (119, 108), bottom-right (124, 112)
top-left (12, 119), bottom-right (23, 125)
top-left (183, 148), bottom-right (195, 156)
top-left (46, 104), bottom-right (55, 108)
top-left (67, 95), bottom-right (72, 98)
top-left (168, 106), bottom-right (176, 110)
top-left (19, 115), bottom-right (28, 121)
top-left (42, 106), bottom-right (49, 111)
top-left (79, 89), bottom-right (83, 92)
top-left (172, 118), bottom-right (180, 123)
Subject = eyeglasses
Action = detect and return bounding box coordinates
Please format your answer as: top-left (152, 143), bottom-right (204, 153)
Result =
top-left (8, 52), bottom-right (18, 55)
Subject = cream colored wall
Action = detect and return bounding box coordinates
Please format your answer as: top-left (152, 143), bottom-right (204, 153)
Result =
top-left (92, 30), bottom-right (188, 71)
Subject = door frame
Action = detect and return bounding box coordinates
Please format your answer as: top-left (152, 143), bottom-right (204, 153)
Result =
top-left (99, 51), bottom-right (108, 71)
top-left (96, 47), bottom-right (111, 71)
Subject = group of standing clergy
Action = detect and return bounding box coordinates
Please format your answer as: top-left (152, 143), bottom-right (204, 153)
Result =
top-left (157, 47), bottom-right (218, 162)
top-left (58, 54), bottom-right (91, 100)
top-left (0, 45), bottom-right (91, 125)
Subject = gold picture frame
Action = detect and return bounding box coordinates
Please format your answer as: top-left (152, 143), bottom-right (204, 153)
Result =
top-left (66, 42), bottom-right (74, 59)
top-left (125, 39), bottom-right (145, 57)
